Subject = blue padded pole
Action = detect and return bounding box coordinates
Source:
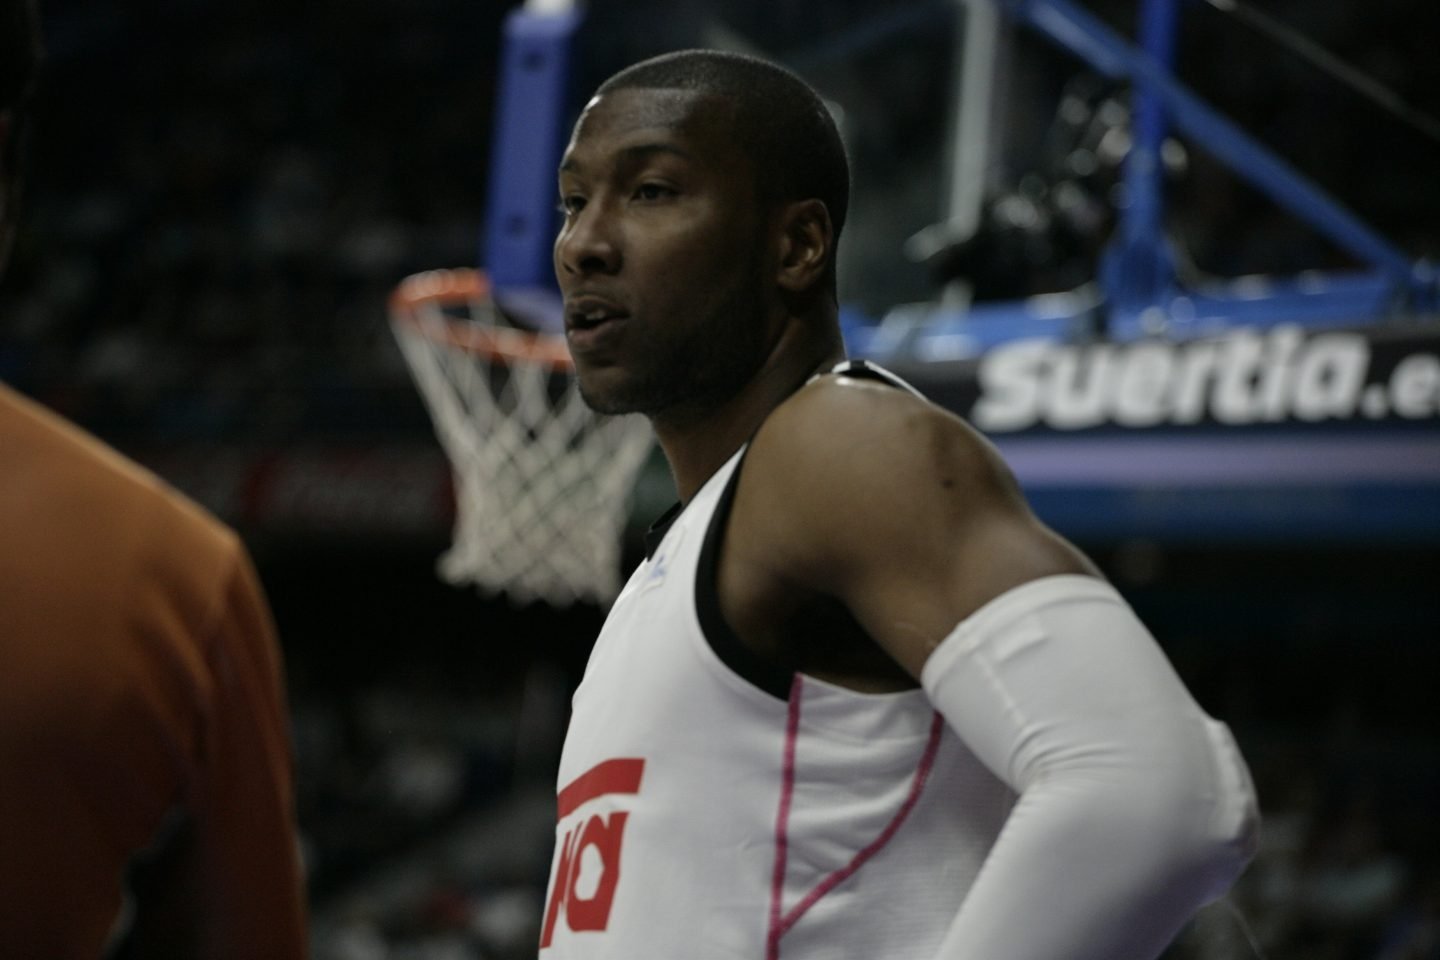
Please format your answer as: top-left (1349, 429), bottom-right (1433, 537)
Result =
top-left (481, 7), bottom-right (585, 296)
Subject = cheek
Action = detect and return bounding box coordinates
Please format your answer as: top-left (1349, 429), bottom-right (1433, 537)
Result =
top-left (644, 215), bottom-right (755, 289)
top-left (625, 233), bottom-right (704, 299)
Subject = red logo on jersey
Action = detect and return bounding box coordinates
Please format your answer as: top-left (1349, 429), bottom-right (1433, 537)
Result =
top-left (540, 758), bottom-right (645, 949)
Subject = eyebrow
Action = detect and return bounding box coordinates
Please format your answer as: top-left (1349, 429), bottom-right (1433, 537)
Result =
top-left (559, 142), bottom-right (694, 174)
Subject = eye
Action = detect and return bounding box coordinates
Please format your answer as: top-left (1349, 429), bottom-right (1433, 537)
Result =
top-left (557, 194), bottom-right (586, 216)
top-left (633, 182), bottom-right (676, 202)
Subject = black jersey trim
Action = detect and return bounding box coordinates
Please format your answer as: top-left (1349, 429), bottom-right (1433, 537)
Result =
top-left (823, 358), bottom-right (927, 398)
top-left (694, 449), bottom-right (796, 702)
top-left (643, 501), bottom-right (684, 560)
top-left (691, 361), bottom-right (920, 703)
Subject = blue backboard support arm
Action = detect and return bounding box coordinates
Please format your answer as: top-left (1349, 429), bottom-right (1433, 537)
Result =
top-left (1102, 0), bottom-right (1178, 314)
top-left (993, 0), bottom-right (1429, 298)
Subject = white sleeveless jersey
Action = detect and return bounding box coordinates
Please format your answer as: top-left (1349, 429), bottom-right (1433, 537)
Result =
top-left (541, 372), bottom-right (1016, 960)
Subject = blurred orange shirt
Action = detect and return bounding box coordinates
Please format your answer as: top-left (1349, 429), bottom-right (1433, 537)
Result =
top-left (0, 382), bottom-right (308, 960)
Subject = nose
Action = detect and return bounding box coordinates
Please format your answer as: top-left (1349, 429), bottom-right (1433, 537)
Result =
top-left (554, 204), bottom-right (620, 280)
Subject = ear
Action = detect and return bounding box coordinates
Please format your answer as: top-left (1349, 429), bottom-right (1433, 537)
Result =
top-left (774, 198), bottom-right (833, 295)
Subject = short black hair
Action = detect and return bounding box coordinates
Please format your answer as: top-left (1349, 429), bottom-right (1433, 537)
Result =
top-left (0, 0), bottom-right (43, 112)
top-left (596, 49), bottom-right (850, 247)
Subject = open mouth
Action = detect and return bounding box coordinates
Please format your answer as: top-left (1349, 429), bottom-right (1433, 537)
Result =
top-left (569, 307), bottom-right (630, 331)
top-left (565, 297), bottom-right (631, 345)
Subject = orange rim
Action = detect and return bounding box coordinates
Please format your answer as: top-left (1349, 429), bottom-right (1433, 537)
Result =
top-left (389, 268), bottom-right (574, 371)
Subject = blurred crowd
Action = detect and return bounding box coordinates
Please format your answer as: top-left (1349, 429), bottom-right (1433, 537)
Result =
top-left (0, 0), bottom-right (504, 443)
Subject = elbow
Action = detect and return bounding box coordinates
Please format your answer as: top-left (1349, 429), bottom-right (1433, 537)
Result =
top-left (1187, 716), bottom-right (1261, 899)
top-left (1131, 715), bottom-right (1261, 905)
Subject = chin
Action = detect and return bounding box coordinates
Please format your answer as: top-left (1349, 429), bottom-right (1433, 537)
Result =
top-left (580, 379), bottom-right (687, 420)
top-left (576, 373), bottom-right (646, 417)
top-left (578, 392), bottom-right (640, 417)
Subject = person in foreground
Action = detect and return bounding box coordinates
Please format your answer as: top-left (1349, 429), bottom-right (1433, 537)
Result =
top-left (0, 2), bottom-right (309, 956)
top-left (539, 48), bottom-right (1259, 960)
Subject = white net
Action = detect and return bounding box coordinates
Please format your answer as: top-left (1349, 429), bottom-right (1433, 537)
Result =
top-left (389, 270), bottom-right (654, 607)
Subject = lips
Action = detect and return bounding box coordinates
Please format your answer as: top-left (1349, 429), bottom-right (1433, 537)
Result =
top-left (564, 294), bottom-right (631, 352)
top-left (564, 294), bottom-right (630, 331)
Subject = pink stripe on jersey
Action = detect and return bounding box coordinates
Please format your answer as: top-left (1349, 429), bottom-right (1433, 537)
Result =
top-left (767, 692), bottom-right (946, 959)
top-left (766, 674), bottom-right (805, 960)
top-left (556, 757), bottom-right (646, 819)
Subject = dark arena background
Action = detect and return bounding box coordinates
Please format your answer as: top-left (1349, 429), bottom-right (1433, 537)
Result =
top-left (2, 1), bottom-right (1438, 958)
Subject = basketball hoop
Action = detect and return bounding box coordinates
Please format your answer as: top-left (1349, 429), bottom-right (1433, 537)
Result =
top-left (388, 269), bottom-right (654, 607)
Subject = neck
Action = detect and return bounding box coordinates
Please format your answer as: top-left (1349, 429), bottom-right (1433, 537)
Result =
top-left (652, 315), bottom-right (843, 503)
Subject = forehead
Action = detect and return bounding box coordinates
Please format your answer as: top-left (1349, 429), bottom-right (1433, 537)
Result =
top-left (560, 87), bottom-right (745, 173)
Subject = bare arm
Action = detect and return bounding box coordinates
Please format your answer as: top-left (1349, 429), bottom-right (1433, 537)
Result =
top-left (737, 374), bottom-right (1098, 671)
top-left (736, 375), bottom-right (1258, 959)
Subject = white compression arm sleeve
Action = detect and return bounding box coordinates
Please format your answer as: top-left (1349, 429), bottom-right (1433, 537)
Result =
top-left (921, 575), bottom-right (1259, 960)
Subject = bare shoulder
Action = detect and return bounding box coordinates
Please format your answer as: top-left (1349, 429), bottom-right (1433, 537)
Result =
top-left (746, 369), bottom-right (1023, 517)
top-left (730, 369), bottom-right (1098, 674)
top-left (733, 368), bottom-right (1028, 589)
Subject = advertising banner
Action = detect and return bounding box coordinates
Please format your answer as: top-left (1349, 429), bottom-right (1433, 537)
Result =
top-left (892, 324), bottom-right (1440, 543)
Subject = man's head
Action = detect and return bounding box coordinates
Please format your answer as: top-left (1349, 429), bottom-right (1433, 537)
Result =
top-left (594, 50), bottom-right (850, 271)
top-left (554, 50), bottom-right (850, 418)
top-left (0, 0), bottom-right (43, 272)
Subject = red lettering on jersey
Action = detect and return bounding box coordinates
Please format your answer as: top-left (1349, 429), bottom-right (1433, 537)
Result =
top-left (557, 757), bottom-right (645, 818)
top-left (540, 758), bottom-right (646, 949)
top-left (540, 827), bottom-right (580, 947)
top-left (566, 811), bottom-right (629, 931)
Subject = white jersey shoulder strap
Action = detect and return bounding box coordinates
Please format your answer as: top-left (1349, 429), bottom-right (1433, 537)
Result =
top-left (820, 359), bottom-right (928, 399)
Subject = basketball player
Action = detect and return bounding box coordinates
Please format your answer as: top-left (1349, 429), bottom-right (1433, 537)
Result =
top-left (0, 2), bottom-right (309, 956)
top-left (540, 50), bottom-right (1260, 959)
